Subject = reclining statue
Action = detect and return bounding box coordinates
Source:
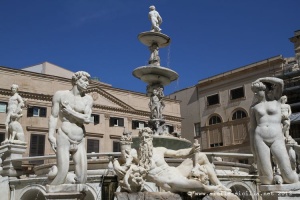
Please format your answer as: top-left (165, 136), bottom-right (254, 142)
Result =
top-left (114, 127), bottom-right (231, 193)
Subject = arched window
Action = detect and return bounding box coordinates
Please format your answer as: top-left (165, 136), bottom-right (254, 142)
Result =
top-left (209, 115), bottom-right (221, 125)
top-left (232, 110), bottom-right (247, 120)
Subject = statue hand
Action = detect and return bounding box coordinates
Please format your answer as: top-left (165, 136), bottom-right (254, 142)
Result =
top-left (48, 136), bottom-right (57, 153)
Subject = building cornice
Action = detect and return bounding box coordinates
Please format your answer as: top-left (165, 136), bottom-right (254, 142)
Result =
top-left (197, 55), bottom-right (284, 87)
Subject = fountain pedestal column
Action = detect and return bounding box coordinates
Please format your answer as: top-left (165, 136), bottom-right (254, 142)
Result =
top-left (133, 31), bottom-right (178, 135)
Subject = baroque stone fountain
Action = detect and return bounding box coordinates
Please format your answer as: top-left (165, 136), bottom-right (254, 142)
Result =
top-left (114, 5), bottom-right (239, 200)
top-left (132, 5), bottom-right (191, 150)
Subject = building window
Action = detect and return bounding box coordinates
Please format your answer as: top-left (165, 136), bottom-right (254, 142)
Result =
top-left (209, 128), bottom-right (223, 148)
top-left (0, 133), bottom-right (5, 144)
top-left (29, 134), bottom-right (45, 164)
top-left (230, 87), bottom-right (244, 100)
top-left (165, 125), bottom-right (174, 134)
top-left (209, 115), bottom-right (221, 125)
top-left (87, 139), bottom-right (100, 153)
top-left (113, 141), bottom-right (121, 152)
top-left (238, 159), bottom-right (249, 164)
top-left (27, 106), bottom-right (47, 117)
top-left (0, 102), bottom-right (7, 113)
top-left (132, 120), bottom-right (146, 129)
top-left (207, 94), bottom-right (219, 106)
top-left (232, 110), bottom-right (247, 120)
top-left (109, 117), bottom-right (124, 127)
top-left (194, 123), bottom-right (201, 137)
top-left (90, 114), bottom-right (100, 124)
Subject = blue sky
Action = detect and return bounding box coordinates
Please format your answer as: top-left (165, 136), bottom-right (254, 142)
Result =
top-left (1, 1), bottom-right (300, 95)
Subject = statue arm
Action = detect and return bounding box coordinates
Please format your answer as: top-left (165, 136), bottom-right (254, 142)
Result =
top-left (157, 13), bottom-right (162, 24)
top-left (257, 77), bottom-right (284, 100)
top-left (17, 94), bottom-right (25, 108)
top-left (62, 95), bottom-right (93, 124)
top-left (48, 92), bottom-right (60, 153)
top-left (164, 147), bottom-right (193, 158)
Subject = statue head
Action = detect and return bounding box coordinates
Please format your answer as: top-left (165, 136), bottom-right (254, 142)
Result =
top-left (251, 81), bottom-right (266, 92)
top-left (149, 5), bottom-right (155, 11)
top-left (251, 81), bottom-right (267, 101)
top-left (138, 128), bottom-right (153, 171)
top-left (72, 71), bottom-right (91, 91)
top-left (280, 95), bottom-right (288, 104)
top-left (11, 84), bottom-right (19, 94)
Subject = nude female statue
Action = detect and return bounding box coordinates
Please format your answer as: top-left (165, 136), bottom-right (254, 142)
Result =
top-left (48, 71), bottom-right (93, 185)
top-left (250, 77), bottom-right (298, 185)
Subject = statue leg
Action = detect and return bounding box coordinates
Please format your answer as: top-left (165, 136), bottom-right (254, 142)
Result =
top-left (72, 138), bottom-right (87, 184)
top-left (51, 130), bottom-right (70, 185)
top-left (254, 139), bottom-right (273, 184)
top-left (271, 139), bottom-right (298, 184)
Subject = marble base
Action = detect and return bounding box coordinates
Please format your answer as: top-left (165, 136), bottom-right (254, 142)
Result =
top-left (0, 143), bottom-right (27, 177)
top-left (115, 192), bottom-right (240, 200)
top-left (44, 192), bottom-right (86, 200)
top-left (115, 192), bottom-right (181, 200)
top-left (260, 191), bottom-right (300, 200)
top-left (259, 182), bottom-right (300, 200)
top-left (260, 182), bottom-right (300, 192)
top-left (45, 184), bottom-right (88, 200)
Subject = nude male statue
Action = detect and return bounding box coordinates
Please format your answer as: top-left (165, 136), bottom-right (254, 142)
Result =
top-left (148, 5), bottom-right (162, 32)
top-left (115, 128), bottom-right (230, 193)
top-left (3, 84), bottom-right (25, 144)
top-left (48, 71), bottom-right (93, 185)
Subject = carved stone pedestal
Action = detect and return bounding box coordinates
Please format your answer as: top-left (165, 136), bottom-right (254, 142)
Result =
top-left (260, 182), bottom-right (300, 200)
top-left (115, 192), bottom-right (240, 200)
top-left (115, 192), bottom-right (182, 200)
top-left (45, 184), bottom-right (88, 200)
top-left (0, 143), bottom-right (27, 177)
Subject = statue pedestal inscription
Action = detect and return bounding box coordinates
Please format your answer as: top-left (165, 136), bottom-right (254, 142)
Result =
top-left (0, 143), bottom-right (27, 177)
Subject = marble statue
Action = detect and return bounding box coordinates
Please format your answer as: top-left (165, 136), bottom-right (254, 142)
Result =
top-left (114, 128), bottom-right (231, 194)
top-left (280, 95), bottom-right (292, 143)
top-left (48, 71), bottom-right (93, 185)
top-left (250, 77), bottom-right (298, 185)
top-left (148, 43), bottom-right (160, 65)
top-left (149, 87), bottom-right (165, 120)
top-left (148, 5), bottom-right (162, 32)
top-left (2, 84), bottom-right (26, 144)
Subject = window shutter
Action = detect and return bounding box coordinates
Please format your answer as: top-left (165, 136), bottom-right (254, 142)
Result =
top-left (27, 107), bottom-right (33, 117)
top-left (109, 118), bottom-right (114, 127)
top-left (40, 107), bottom-right (47, 117)
top-left (94, 115), bottom-right (99, 124)
top-left (119, 118), bottom-right (124, 127)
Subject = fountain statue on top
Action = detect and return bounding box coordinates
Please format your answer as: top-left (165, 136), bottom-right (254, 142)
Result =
top-left (133, 5), bottom-right (178, 136)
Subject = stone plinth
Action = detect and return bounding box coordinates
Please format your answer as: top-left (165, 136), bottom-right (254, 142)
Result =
top-left (115, 192), bottom-right (181, 200)
top-left (132, 66), bottom-right (179, 86)
top-left (45, 184), bottom-right (88, 200)
top-left (115, 192), bottom-right (240, 200)
top-left (260, 182), bottom-right (300, 200)
top-left (0, 143), bottom-right (27, 177)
